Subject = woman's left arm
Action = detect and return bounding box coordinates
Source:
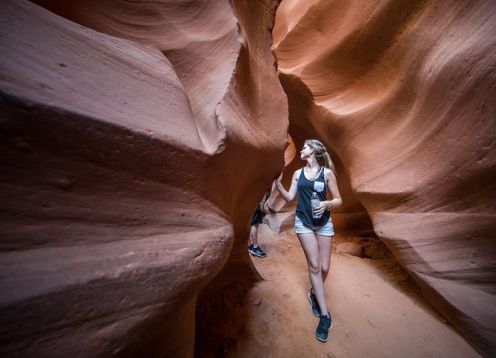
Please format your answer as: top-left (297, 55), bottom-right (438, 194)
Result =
top-left (323, 168), bottom-right (342, 210)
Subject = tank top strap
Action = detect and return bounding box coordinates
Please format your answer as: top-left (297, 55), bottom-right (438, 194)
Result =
top-left (298, 167), bottom-right (305, 181)
top-left (320, 166), bottom-right (326, 185)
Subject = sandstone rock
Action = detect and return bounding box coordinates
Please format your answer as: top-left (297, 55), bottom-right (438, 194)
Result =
top-left (335, 241), bottom-right (363, 257)
top-left (0, 0), bottom-right (287, 356)
top-left (273, 0), bottom-right (496, 356)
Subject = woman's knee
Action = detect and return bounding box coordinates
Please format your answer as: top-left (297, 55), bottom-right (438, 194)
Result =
top-left (308, 260), bottom-right (321, 275)
top-left (321, 264), bottom-right (329, 276)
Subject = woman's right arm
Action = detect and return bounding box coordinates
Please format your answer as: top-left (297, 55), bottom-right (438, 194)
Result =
top-left (275, 170), bottom-right (299, 202)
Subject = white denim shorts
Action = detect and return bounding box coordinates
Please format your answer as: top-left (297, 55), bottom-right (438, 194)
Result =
top-left (295, 215), bottom-right (334, 237)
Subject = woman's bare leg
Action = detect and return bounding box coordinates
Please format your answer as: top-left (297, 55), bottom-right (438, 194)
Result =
top-left (317, 234), bottom-right (333, 283)
top-left (297, 233), bottom-right (329, 317)
top-left (249, 225), bottom-right (258, 247)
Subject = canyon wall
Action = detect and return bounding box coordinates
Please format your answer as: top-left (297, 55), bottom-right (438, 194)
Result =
top-left (273, 0), bottom-right (496, 356)
top-left (0, 0), bottom-right (287, 356)
top-left (2, 0), bottom-right (495, 356)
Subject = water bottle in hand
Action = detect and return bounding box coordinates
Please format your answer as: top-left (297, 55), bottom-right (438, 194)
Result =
top-left (311, 192), bottom-right (321, 219)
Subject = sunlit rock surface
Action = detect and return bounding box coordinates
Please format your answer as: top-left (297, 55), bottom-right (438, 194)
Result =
top-left (0, 0), bottom-right (287, 356)
top-left (273, 0), bottom-right (496, 356)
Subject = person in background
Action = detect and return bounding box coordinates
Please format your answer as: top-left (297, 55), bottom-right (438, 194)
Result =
top-left (248, 188), bottom-right (272, 258)
top-left (274, 139), bottom-right (342, 343)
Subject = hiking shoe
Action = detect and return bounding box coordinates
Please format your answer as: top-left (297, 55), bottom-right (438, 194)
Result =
top-left (249, 245), bottom-right (267, 258)
top-left (315, 314), bottom-right (333, 342)
top-left (307, 290), bottom-right (321, 317)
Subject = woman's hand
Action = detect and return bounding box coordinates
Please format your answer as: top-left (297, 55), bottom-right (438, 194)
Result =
top-left (313, 201), bottom-right (330, 216)
top-left (274, 174), bottom-right (284, 193)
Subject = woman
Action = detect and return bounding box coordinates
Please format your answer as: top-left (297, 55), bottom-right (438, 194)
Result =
top-left (275, 139), bottom-right (342, 342)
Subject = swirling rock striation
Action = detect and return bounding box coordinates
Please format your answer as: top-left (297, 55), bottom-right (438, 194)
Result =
top-left (273, 0), bottom-right (496, 356)
top-left (0, 0), bottom-right (287, 356)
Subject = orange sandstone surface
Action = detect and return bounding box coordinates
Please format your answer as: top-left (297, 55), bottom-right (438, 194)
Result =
top-left (236, 223), bottom-right (480, 358)
top-left (0, 0), bottom-right (286, 356)
top-left (273, 0), bottom-right (496, 356)
top-left (0, 0), bottom-right (495, 357)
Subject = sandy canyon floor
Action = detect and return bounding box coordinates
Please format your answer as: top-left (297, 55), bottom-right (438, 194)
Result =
top-left (233, 222), bottom-right (480, 358)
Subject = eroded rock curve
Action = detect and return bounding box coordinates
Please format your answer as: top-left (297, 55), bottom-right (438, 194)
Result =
top-left (273, 0), bottom-right (496, 356)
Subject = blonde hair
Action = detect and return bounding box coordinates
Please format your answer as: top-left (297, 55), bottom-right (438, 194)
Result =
top-left (305, 139), bottom-right (336, 174)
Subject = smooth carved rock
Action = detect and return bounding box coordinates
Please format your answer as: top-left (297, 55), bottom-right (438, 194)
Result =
top-left (273, 0), bottom-right (496, 356)
top-left (0, 0), bottom-right (287, 356)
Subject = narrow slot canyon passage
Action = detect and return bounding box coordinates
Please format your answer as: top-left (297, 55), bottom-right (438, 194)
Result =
top-left (1, 0), bottom-right (495, 357)
top-left (233, 221), bottom-right (479, 357)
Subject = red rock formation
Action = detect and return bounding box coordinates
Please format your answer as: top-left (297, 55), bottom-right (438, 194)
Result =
top-left (273, 0), bottom-right (496, 356)
top-left (0, 0), bottom-right (287, 356)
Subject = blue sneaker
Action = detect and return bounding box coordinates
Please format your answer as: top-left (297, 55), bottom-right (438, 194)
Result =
top-left (308, 290), bottom-right (321, 317)
top-left (316, 314), bottom-right (333, 342)
top-left (249, 245), bottom-right (267, 258)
